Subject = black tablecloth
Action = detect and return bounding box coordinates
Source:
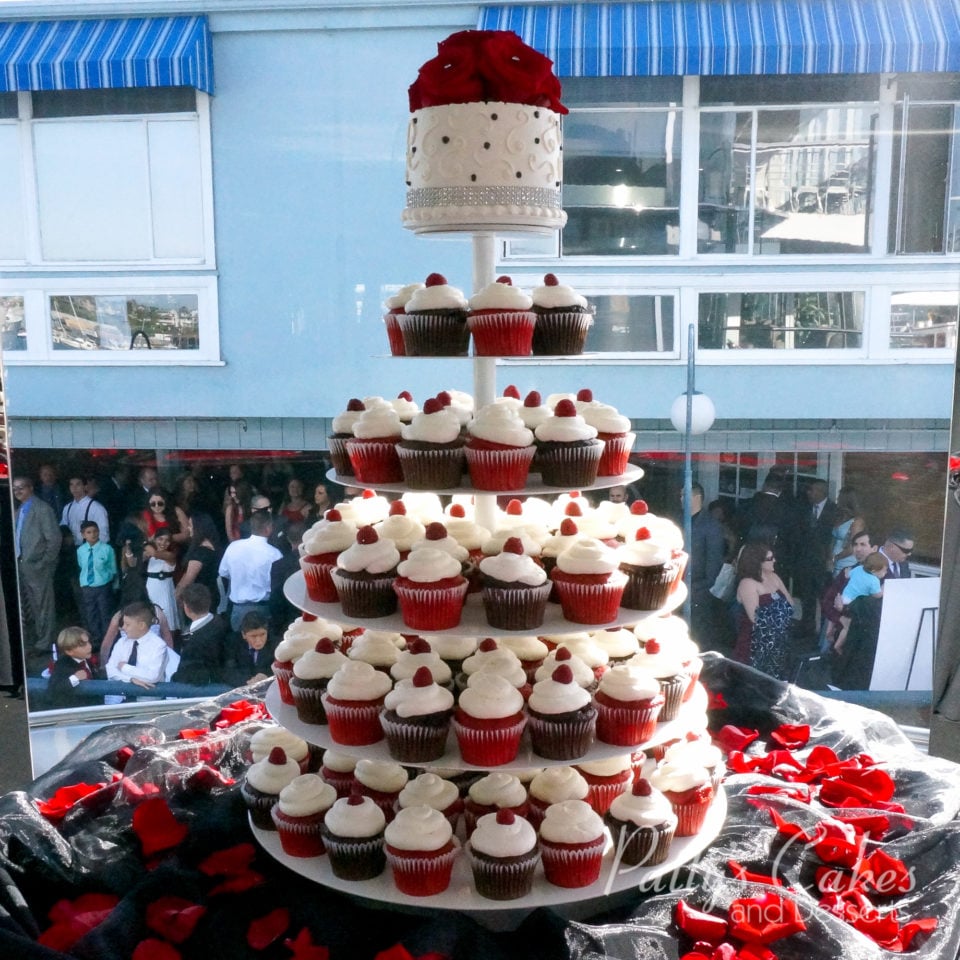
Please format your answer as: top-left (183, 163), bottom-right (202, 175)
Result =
top-left (2, 654), bottom-right (959, 960)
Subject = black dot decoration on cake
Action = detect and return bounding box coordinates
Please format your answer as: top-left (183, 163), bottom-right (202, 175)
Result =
top-left (535, 138), bottom-right (540, 144)
top-left (483, 142), bottom-right (490, 150)
top-left (516, 172), bottom-right (522, 178)
top-left (412, 146), bottom-right (417, 153)
top-left (491, 113), bottom-right (498, 120)
top-left (470, 174), bottom-right (477, 181)
top-left (442, 136), bottom-right (449, 143)
top-left (534, 110), bottom-right (540, 117)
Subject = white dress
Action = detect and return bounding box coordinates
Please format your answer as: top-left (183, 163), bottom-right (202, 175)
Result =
top-left (146, 556), bottom-right (181, 631)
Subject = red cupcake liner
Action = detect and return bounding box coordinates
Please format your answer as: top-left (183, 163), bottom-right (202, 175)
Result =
top-left (594, 696), bottom-right (665, 746)
top-left (271, 664), bottom-right (295, 705)
top-left (682, 664), bottom-right (703, 702)
top-left (452, 715), bottom-right (526, 766)
top-left (393, 579), bottom-right (469, 631)
top-left (669, 794), bottom-right (713, 837)
top-left (596, 432), bottom-right (636, 477)
top-left (271, 807), bottom-right (328, 857)
top-left (467, 310), bottom-right (536, 356)
top-left (383, 312), bottom-right (406, 356)
top-left (300, 554), bottom-right (339, 603)
top-left (464, 444), bottom-right (536, 491)
top-left (385, 839), bottom-right (460, 896)
top-left (345, 438), bottom-right (403, 484)
top-left (551, 573), bottom-right (628, 624)
top-left (322, 693), bottom-right (385, 745)
top-left (463, 799), bottom-right (529, 837)
top-left (583, 776), bottom-right (631, 816)
top-left (320, 768), bottom-right (356, 800)
top-left (540, 835), bottom-right (606, 888)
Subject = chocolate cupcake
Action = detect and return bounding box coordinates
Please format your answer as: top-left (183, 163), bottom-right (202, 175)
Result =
top-left (321, 791), bottom-right (387, 880)
top-left (526, 664), bottom-right (597, 761)
top-left (468, 810), bottom-right (540, 900)
top-left (399, 273), bottom-right (469, 357)
top-left (605, 777), bottom-right (677, 867)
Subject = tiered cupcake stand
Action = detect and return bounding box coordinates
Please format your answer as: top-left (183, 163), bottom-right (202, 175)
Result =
top-left (251, 231), bottom-right (725, 930)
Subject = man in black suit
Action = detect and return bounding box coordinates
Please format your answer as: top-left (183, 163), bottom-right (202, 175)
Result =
top-left (222, 610), bottom-right (278, 688)
top-left (172, 583), bottom-right (228, 685)
top-left (793, 478), bottom-right (839, 637)
top-left (878, 529), bottom-right (915, 580)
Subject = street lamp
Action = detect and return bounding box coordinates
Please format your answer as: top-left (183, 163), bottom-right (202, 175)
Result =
top-left (671, 322), bottom-right (715, 620)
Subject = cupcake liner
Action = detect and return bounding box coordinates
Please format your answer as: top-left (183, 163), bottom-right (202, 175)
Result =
top-left (386, 840), bottom-right (460, 896)
top-left (537, 440), bottom-right (604, 487)
top-left (671, 797), bottom-right (712, 837)
top-left (393, 579), bottom-right (469, 631)
top-left (481, 582), bottom-right (552, 631)
top-left (583, 777), bottom-right (631, 816)
top-left (597, 432), bottom-right (636, 477)
top-left (531, 310), bottom-right (593, 356)
top-left (526, 709), bottom-right (597, 761)
top-left (540, 836), bottom-right (605, 888)
top-left (327, 435), bottom-right (354, 477)
top-left (322, 693), bottom-right (385, 745)
top-left (323, 833), bottom-right (386, 880)
top-left (620, 564), bottom-right (677, 611)
top-left (396, 444), bottom-right (466, 490)
top-left (595, 698), bottom-right (664, 746)
top-left (272, 807), bottom-right (328, 857)
top-left (320, 768), bottom-right (356, 800)
top-left (468, 310), bottom-right (536, 356)
top-left (241, 785), bottom-right (279, 831)
top-left (657, 675), bottom-right (687, 722)
top-left (552, 574), bottom-right (628, 624)
top-left (290, 680), bottom-right (329, 725)
top-left (465, 444), bottom-right (536, 491)
top-left (453, 715), bottom-right (527, 766)
top-left (330, 570), bottom-right (398, 618)
top-left (607, 820), bottom-right (675, 867)
top-left (271, 664), bottom-right (296, 706)
top-left (380, 712), bottom-right (452, 764)
top-left (399, 311), bottom-right (469, 357)
top-left (383, 312), bottom-right (406, 356)
top-left (300, 555), bottom-right (339, 603)
top-left (468, 846), bottom-right (540, 900)
top-left (345, 438), bottom-right (403, 484)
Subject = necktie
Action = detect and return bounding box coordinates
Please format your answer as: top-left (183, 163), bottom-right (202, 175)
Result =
top-left (85, 546), bottom-right (94, 585)
top-left (80, 659), bottom-right (92, 680)
top-left (892, 562), bottom-right (900, 578)
top-left (128, 640), bottom-right (139, 667)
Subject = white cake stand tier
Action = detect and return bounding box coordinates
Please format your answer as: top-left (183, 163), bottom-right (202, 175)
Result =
top-left (250, 787), bottom-right (725, 932)
top-left (265, 681), bottom-right (708, 772)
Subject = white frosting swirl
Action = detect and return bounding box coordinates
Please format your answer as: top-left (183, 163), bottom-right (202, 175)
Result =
top-left (461, 643), bottom-right (521, 676)
top-left (336, 492), bottom-right (391, 525)
top-left (293, 645), bottom-right (349, 680)
top-left (481, 529), bottom-right (543, 557)
top-left (457, 673), bottom-right (524, 719)
top-left (400, 492), bottom-right (444, 522)
top-left (479, 550), bottom-right (547, 585)
top-left (529, 766), bottom-right (589, 803)
top-left (626, 647), bottom-right (686, 680)
top-left (391, 394), bottom-right (420, 422)
top-left (421, 634), bottom-right (477, 661)
top-left (351, 404), bottom-right (403, 440)
top-left (528, 674), bottom-right (593, 714)
top-left (277, 774), bottom-right (337, 817)
top-left (406, 281), bottom-right (468, 312)
top-left (384, 282), bottom-right (425, 311)
top-left (470, 811), bottom-right (537, 858)
top-left (468, 279), bottom-right (533, 311)
top-left (321, 751), bottom-right (357, 774)
top-left (468, 403), bottom-right (534, 448)
top-left (443, 517), bottom-right (490, 551)
top-left (469, 772), bottom-right (527, 807)
top-left (384, 675), bottom-right (455, 717)
top-left (354, 758), bottom-right (409, 793)
top-left (332, 406), bottom-right (365, 435)
top-left (538, 799), bottom-right (604, 843)
top-left (302, 519), bottom-right (359, 556)
top-left (556, 538), bottom-right (619, 576)
top-left (396, 547), bottom-right (463, 583)
top-left (250, 727), bottom-right (309, 764)
top-left (557, 637), bottom-right (609, 669)
top-left (663, 739), bottom-right (723, 769)
top-left (617, 540), bottom-right (673, 567)
top-left (401, 407), bottom-right (461, 444)
top-left (649, 760), bottom-right (711, 793)
top-left (534, 651), bottom-right (595, 688)
top-left (499, 635), bottom-right (548, 662)
top-left (582, 403), bottom-right (631, 435)
top-left (608, 785), bottom-right (678, 829)
top-left (246, 751), bottom-right (301, 794)
top-left (347, 631), bottom-right (403, 667)
top-left (410, 534), bottom-right (469, 563)
top-left (391, 648), bottom-right (453, 684)
top-left (323, 795), bottom-right (385, 837)
top-left (325, 660), bottom-right (393, 701)
top-left (384, 804), bottom-right (453, 851)
top-left (534, 411), bottom-right (598, 443)
top-left (541, 530), bottom-right (587, 559)
top-left (634, 616), bottom-right (691, 644)
top-left (576, 754), bottom-right (632, 776)
top-left (518, 402), bottom-right (552, 431)
top-left (596, 664), bottom-right (661, 701)
top-left (398, 773), bottom-right (459, 812)
top-left (374, 514), bottom-right (426, 552)
top-left (591, 628), bottom-right (641, 659)
top-left (336, 535), bottom-right (400, 574)
top-left (276, 618), bottom-right (342, 661)
top-left (531, 278), bottom-right (588, 310)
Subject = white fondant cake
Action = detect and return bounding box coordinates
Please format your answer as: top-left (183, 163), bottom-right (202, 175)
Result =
top-left (403, 101), bottom-right (566, 234)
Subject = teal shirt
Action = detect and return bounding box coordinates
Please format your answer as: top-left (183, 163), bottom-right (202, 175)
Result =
top-left (76, 540), bottom-right (117, 588)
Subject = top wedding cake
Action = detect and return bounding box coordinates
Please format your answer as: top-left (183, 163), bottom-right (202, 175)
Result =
top-left (403, 30), bottom-right (568, 235)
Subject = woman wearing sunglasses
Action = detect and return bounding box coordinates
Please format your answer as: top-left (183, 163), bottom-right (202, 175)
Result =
top-left (732, 541), bottom-right (795, 680)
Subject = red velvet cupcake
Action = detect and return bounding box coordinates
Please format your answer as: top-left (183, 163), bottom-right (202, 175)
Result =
top-left (550, 538), bottom-right (627, 624)
top-left (593, 664), bottom-right (665, 746)
top-left (467, 276), bottom-right (536, 356)
top-left (383, 282), bottom-right (424, 356)
top-left (384, 805), bottom-right (460, 896)
top-left (463, 772), bottom-right (530, 836)
top-left (452, 673), bottom-right (527, 766)
top-left (321, 660), bottom-right (393, 746)
top-left (575, 755), bottom-right (633, 815)
top-left (345, 400), bottom-right (404, 484)
top-left (271, 774), bottom-right (337, 857)
top-left (299, 509), bottom-right (358, 602)
top-left (464, 403), bottom-right (536, 491)
top-left (650, 761), bottom-right (715, 837)
top-left (393, 547), bottom-right (469, 631)
top-left (538, 800), bottom-right (607, 888)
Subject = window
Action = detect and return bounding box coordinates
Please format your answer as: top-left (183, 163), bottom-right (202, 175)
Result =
top-left (588, 293), bottom-right (675, 352)
top-left (889, 291), bottom-right (959, 350)
top-left (699, 291), bottom-right (864, 350)
top-left (1, 296), bottom-right (25, 352)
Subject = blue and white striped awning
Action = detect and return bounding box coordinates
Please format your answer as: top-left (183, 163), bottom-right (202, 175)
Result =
top-left (479, 0), bottom-right (960, 77)
top-left (0, 16), bottom-right (213, 94)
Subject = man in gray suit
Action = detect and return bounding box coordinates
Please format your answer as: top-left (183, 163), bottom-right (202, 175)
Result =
top-left (13, 476), bottom-right (61, 659)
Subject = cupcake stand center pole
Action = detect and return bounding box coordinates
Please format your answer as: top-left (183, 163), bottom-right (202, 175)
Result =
top-left (472, 232), bottom-right (498, 534)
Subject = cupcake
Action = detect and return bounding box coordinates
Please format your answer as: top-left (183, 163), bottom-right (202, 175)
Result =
top-left (575, 754), bottom-right (633, 815)
top-left (383, 283), bottom-right (424, 356)
top-left (290, 638), bottom-right (349, 725)
top-left (460, 640), bottom-right (531, 698)
top-left (498, 635), bottom-right (549, 683)
top-left (605, 777), bottom-right (677, 867)
top-left (534, 646), bottom-right (597, 691)
top-left (400, 273), bottom-right (469, 357)
top-left (346, 629), bottom-right (403, 674)
top-left (581, 401), bottom-right (635, 477)
top-left (384, 805), bottom-right (460, 896)
top-left (390, 637), bottom-right (453, 687)
top-left (331, 526), bottom-right (400, 619)
top-left (248, 726), bottom-right (312, 775)
top-left (464, 772), bottom-right (530, 836)
top-left (391, 390), bottom-right (420, 424)
top-left (464, 403), bottom-right (536, 491)
top-left (662, 734), bottom-right (725, 792)
top-left (550, 538), bottom-right (627, 624)
top-left (555, 635), bottom-right (610, 683)
top-left (468, 810), bottom-right (540, 900)
top-left (453, 673), bottom-right (526, 766)
top-left (300, 510), bottom-right (359, 602)
top-left (467, 275), bottom-right (536, 356)
top-left (593, 664), bottom-right (665, 746)
top-left (526, 664), bottom-right (597, 761)
top-left (626, 639), bottom-right (687, 722)
top-left (400, 491), bottom-right (446, 523)
top-left (373, 502), bottom-right (426, 559)
top-left (321, 660), bottom-right (393, 746)
top-left (321, 791), bottom-right (387, 880)
top-left (479, 537), bottom-right (551, 631)
top-left (272, 617), bottom-right (343, 706)
top-left (527, 766), bottom-right (589, 830)
top-left (531, 274), bottom-right (593, 356)
top-left (397, 773), bottom-right (463, 832)
top-left (397, 397), bottom-right (466, 489)
top-left (649, 760), bottom-right (714, 837)
top-left (442, 504), bottom-right (491, 568)
top-left (393, 547), bottom-right (469, 631)
top-left (534, 399), bottom-right (604, 487)
top-left (380, 666), bottom-right (455, 763)
top-left (591, 627), bottom-right (642, 665)
top-left (241, 747), bottom-right (302, 830)
top-left (271, 774), bottom-right (337, 857)
top-left (636, 617), bottom-right (703, 702)
top-left (328, 398), bottom-right (365, 477)
top-left (538, 800), bottom-right (606, 888)
top-left (320, 750), bottom-right (358, 799)
top-left (420, 633), bottom-right (477, 678)
top-left (541, 518), bottom-right (587, 596)
top-left (345, 400), bottom-right (405, 484)
top-left (337, 488), bottom-right (392, 526)
top-left (617, 528), bottom-right (681, 610)
top-left (353, 758), bottom-right (409, 823)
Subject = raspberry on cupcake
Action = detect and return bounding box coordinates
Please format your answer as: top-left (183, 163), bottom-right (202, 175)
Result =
top-left (321, 790), bottom-right (387, 880)
top-left (467, 275), bottom-right (536, 356)
top-left (400, 273), bottom-right (469, 357)
top-left (605, 777), bottom-right (677, 867)
top-left (534, 398), bottom-right (604, 487)
top-left (380, 666), bottom-right (455, 763)
top-left (464, 402), bottom-right (536, 491)
top-left (479, 536), bottom-right (551, 631)
top-left (390, 637), bottom-right (453, 687)
top-left (391, 390), bottom-right (420, 424)
top-left (526, 663), bottom-right (597, 761)
top-left (468, 809), bottom-right (540, 900)
top-left (248, 726), bottom-right (312, 774)
top-left (271, 774), bottom-right (338, 857)
top-left (331, 525), bottom-right (400, 619)
top-left (531, 274), bottom-right (594, 356)
top-left (397, 397), bottom-right (466, 489)
top-left (373, 501), bottom-right (426, 559)
top-left (384, 805), bottom-right (460, 896)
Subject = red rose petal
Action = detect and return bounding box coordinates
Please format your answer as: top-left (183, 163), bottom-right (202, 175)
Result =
top-left (728, 892), bottom-right (806, 945)
top-left (209, 869), bottom-right (266, 896)
top-left (674, 900), bottom-right (728, 944)
top-left (36, 782), bottom-right (108, 822)
top-left (247, 907), bottom-right (290, 950)
top-left (714, 725), bottom-right (760, 754)
top-left (284, 927), bottom-right (331, 960)
top-left (198, 843), bottom-right (256, 877)
top-left (132, 797), bottom-right (189, 857)
top-left (769, 723), bottom-right (810, 749)
top-left (727, 859), bottom-right (783, 887)
top-left (857, 849), bottom-right (913, 895)
top-left (145, 897), bottom-right (206, 944)
top-left (133, 940), bottom-right (181, 960)
top-left (40, 893), bottom-right (120, 950)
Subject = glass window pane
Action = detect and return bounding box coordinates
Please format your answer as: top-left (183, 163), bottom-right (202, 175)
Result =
top-left (50, 294), bottom-right (200, 351)
top-left (0, 297), bottom-right (26, 351)
top-left (563, 76), bottom-right (682, 107)
top-left (701, 74), bottom-right (878, 106)
top-left (32, 87), bottom-right (196, 118)
top-left (699, 111), bottom-right (752, 253)
top-left (562, 110), bottom-right (681, 255)
top-left (587, 294), bottom-right (674, 352)
top-left (698, 291), bottom-right (863, 349)
top-left (0, 93), bottom-right (17, 119)
top-left (889, 291), bottom-right (959, 349)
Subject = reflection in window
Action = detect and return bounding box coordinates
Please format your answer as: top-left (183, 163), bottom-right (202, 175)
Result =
top-left (699, 106), bottom-right (875, 255)
top-left (587, 294), bottom-right (674, 352)
top-left (562, 110), bottom-right (681, 256)
top-left (50, 294), bottom-right (200, 351)
top-left (889, 292), bottom-right (959, 350)
top-left (0, 296), bottom-right (25, 351)
top-left (699, 291), bottom-right (863, 350)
